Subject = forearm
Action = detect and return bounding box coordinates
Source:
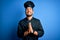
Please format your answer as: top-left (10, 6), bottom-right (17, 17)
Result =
top-left (37, 30), bottom-right (44, 37)
top-left (33, 30), bottom-right (44, 37)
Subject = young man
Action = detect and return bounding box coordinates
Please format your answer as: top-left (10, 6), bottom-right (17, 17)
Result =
top-left (17, 1), bottom-right (44, 40)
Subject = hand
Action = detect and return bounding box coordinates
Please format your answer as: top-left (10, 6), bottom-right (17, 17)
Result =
top-left (28, 22), bottom-right (33, 33)
top-left (24, 22), bottom-right (33, 36)
top-left (24, 30), bottom-right (30, 36)
top-left (34, 31), bottom-right (38, 36)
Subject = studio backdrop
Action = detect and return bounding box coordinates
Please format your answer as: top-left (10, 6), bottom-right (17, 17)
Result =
top-left (0, 0), bottom-right (60, 40)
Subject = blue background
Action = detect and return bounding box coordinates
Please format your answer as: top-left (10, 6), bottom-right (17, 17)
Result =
top-left (0, 0), bottom-right (60, 40)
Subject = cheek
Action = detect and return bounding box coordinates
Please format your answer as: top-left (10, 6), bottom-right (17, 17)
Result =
top-left (25, 10), bottom-right (28, 13)
top-left (26, 10), bottom-right (29, 12)
top-left (31, 11), bottom-right (33, 13)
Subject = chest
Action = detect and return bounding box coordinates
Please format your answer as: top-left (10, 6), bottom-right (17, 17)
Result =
top-left (21, 21), bottom-right (39, 31)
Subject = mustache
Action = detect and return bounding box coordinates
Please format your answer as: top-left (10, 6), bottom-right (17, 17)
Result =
top-left (27, 12), bottom-right (31, 13)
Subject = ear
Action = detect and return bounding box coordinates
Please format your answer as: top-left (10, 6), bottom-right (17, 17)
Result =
top-left (32, 10), bottom-right (34, 14)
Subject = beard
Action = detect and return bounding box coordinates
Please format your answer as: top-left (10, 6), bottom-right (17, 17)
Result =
top-left (26, 14), bottom-right (33, 17)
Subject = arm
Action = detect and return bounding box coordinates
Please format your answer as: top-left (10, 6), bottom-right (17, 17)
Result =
top-left (17, 23), bottom-right (24, 38)
top-left (24, 29), bottom-right (30, 36)
top-left (33, 20), bottom-right (44, 37)
top-left (17, 22), bottom-right (31, 37)
top-left (24, 22), bottom-right (33, 36)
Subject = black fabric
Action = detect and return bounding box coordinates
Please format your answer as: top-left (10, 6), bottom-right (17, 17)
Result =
top-left (17, 17), bottom-right (44, 40)
top-left (24, 1), bottom-right (35, 8)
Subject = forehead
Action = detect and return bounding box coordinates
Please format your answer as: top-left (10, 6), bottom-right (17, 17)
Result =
top-left (26, 7), bottom-right (32, 9)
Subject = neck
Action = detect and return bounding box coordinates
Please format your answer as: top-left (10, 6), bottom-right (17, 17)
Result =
top-left (27, 16), bottom-right (33, 21)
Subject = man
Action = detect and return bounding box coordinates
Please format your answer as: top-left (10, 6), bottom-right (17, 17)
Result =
top-left (17, 1), bottom-right (44, 40)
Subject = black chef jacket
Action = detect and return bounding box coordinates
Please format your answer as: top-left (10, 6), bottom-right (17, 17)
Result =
top-left (17, 17), bottom-right (44, 40)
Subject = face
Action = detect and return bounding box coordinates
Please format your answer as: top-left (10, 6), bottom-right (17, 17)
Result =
top-left (25, 7), bottom-right (33, 17)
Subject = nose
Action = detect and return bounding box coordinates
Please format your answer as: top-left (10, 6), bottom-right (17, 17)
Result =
top-left (28, 9), bottom-right (30, 12)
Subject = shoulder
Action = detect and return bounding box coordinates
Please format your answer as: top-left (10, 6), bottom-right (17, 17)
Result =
top-left (33, 17), bottom-right (42, 25)
top-left (33, 17), bottom-right (40, 22)
top-left (18, 18), bottom-right (26, 24)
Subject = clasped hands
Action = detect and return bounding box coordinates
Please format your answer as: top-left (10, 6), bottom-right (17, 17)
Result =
top-left (24, 22), bottom-right (38, 36)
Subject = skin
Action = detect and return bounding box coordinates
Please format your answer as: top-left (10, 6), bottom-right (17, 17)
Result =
top-left (24, 7), bottom-right (38, 36)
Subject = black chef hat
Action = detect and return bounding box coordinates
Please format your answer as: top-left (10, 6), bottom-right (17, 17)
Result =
top-left (24, 1), bottom-right (35, 9)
